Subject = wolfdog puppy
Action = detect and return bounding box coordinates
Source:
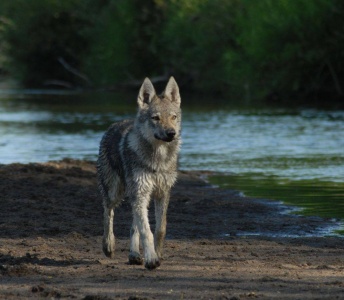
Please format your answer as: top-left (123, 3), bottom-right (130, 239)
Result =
top-left (97, 77), bottom-right (181, 269)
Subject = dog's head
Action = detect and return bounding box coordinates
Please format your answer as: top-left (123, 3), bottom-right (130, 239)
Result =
top-left (136, 77), bottom-right (181, 143)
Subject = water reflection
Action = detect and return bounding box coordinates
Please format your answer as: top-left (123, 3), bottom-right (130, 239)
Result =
top-left (210, 174), bottom-right (344, 221)
top-left (181, 110), bottom-right (344, 182)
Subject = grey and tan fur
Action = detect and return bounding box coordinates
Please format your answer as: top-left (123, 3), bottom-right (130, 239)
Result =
top-left (97, 77), bottom-right (181, 270)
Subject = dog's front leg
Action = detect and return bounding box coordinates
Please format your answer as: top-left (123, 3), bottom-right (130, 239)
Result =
top-left (154, 191), bottom-right (170, 259)
top-left (132, 195), bottom-right (160, 270)
top-left (128, 223), bottom-right (143, 265)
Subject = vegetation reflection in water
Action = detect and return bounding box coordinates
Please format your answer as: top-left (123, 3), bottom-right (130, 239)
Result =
top-left (209, 173), bottom-right (344, 233)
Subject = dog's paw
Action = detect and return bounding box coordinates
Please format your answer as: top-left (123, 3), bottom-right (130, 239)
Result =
top-left (103, 247), bottom-right (115, 259)
top-left (103, 246), bottom-right (115, 259)
top-left (145, 259), bottom-right (160, 270)
top-left (102, 237), bottom-right (115, 259)
top-left (128, 252), bottom-right (143, 265)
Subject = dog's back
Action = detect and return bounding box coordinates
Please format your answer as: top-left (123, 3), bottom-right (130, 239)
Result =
top-left (97, 119), bottom-right (133, 204)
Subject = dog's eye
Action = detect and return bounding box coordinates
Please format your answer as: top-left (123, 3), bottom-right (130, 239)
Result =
top-left (171, 115), bottom-right (177, 120)
top-left (152, 116), bottom-right (160, 121)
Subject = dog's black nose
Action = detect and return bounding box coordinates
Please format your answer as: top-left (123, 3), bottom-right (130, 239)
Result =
top-left (166, 129), bottom-right (176, 138)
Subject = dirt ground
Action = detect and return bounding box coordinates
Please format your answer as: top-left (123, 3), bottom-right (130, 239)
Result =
top-left (0, 159), bottom-right (343, 300)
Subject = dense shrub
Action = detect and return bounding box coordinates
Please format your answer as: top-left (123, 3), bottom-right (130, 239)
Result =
top-left (0, 0), bottom-right (90, 87)
top-left (1, 0), bottom-right (344, 106)
top-left (83, 0), bottom-right (165, 86)
top-left (224, 0), bottom-right (344, 104)
top-left (159, 0), bottom-right (239, 93)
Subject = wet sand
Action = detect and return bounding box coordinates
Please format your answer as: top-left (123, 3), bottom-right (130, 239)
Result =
top-left (0, 159), bottom-right (343, 299)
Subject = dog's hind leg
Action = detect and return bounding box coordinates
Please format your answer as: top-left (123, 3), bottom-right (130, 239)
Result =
top-left (102, 203), bottom-right (116, 258)
top-left (154, 191), bottom-right (170, 259)
top-left (102, 178), bottom-right (122, 259)
top-left (128, 222), bottom-right (143, 265)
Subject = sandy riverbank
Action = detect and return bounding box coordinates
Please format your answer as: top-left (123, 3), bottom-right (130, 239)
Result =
top-left (0, 159), bottom-right (343, 299)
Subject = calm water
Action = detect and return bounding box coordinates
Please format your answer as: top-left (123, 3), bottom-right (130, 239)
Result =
top-left (1, 90), bottom-right (344, 233)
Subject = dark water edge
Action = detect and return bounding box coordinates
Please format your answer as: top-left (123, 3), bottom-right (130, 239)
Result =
top-left (207, 172), bottom-right (344, 237)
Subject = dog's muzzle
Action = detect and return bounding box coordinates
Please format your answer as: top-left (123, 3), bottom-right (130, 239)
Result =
top-left (154, 129), bottom-right (176, 142)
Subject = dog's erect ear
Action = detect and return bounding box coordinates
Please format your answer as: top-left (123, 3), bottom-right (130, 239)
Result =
top-left (164, 77), bottom-right (181, 106)
top-left (138, 77), bottom-right (156, 108)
